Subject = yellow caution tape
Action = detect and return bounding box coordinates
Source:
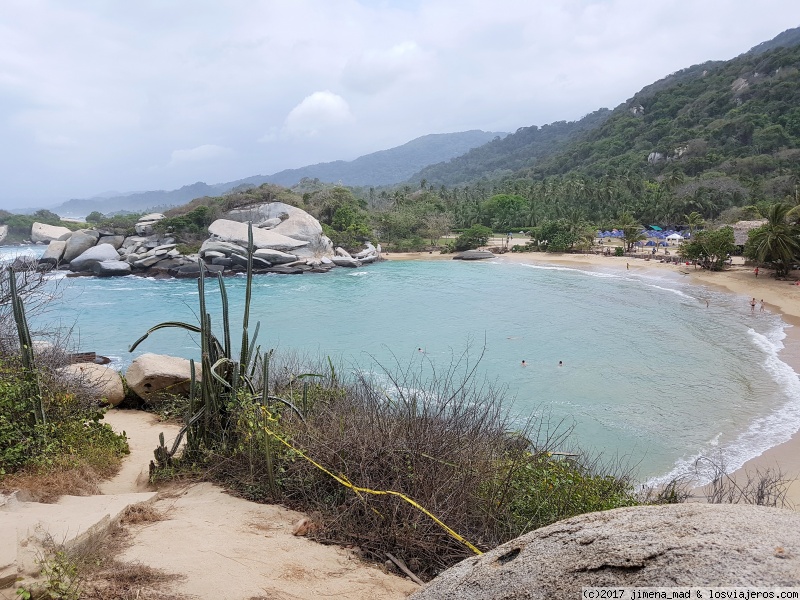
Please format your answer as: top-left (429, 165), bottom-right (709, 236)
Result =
top-left (258, 413), bottom-right (482, 555)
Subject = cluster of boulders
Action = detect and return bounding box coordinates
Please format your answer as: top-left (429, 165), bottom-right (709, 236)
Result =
top-left (26, 203), bottom-right (382, 278)
top-left (50, 351), bottom-right (195, 408)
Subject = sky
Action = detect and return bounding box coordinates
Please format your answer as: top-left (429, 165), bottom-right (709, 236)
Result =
top-left (2, 1), bottom-right (800, 210)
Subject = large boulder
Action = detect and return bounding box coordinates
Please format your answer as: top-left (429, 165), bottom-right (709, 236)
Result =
top-left (452, 250), bottom-right (494, 260)
top-left (227, 202), bottom-right (321, 242)
top-left (63, 230), bottom-right (99, 263)
top-left (135, 213), bottom-right (165, 236)
top-left (98, 235), bottom-right (125, 249)
top-left (0, 225), bottom-right (7, 244)
top-left (225, 202), bottom-right (334, 257)
top-left (411, 504), bottom-right (800, 599)
top-left (30, 222), bottom-right (72, 243)
top-left (61, 363), bottom-right (125, 406)
top-left (199, 240), bottom-right (248, 257)
top-left (253, 248), bottom-right (298, 264)
top-left (208, 219), bottom-right (309, 252)
top-left (70, 243), bottom-right (121, 272)
top-left (38, 240), bottom-right (67, 266)
top-left (92, 260), bottom-right (132, 277)
top-left (126, 353), bottom-right (199, 403)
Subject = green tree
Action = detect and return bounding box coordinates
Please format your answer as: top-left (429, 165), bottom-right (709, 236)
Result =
top-left (680, 226), bottom-right (735, 271)
top-left (744, 203), bottom-right (800, 277)
top-left (480, 194), bottom-right (526, 231)
top-left (684, 211), bottom-right (705, 237)
top-left (85, 211), bottom-right (104, 223)
top-left (616, 213), bottom-right (645, 251)
top-left (454, 225), bottom-right (492, 251)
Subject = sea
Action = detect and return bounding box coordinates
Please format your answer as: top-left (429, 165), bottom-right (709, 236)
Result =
top-left (3, 244), bottom-right (799, 487)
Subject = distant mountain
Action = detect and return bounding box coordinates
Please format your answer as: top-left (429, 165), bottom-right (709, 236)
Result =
top-left (52, 130), bottom-right (503, 217)
top-left (54, 182), bottom-right (228, 218)
top-left (226, 130), bottom-right (506, 189)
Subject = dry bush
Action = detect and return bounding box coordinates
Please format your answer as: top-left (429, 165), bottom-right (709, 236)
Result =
top-left (694, 456), bottom-right (792, 508)
top-left (0, 465), bottom-right (104, 503)
top-left (206, 349), bottom-right (638, 580)
top-left (120, 501), bottom-right (166, 525)
top-left (22, 515), bottom-right (186, 600)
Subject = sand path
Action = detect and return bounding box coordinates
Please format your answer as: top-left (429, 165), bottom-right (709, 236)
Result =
top-left (102, 409), bottom-right (417, 600)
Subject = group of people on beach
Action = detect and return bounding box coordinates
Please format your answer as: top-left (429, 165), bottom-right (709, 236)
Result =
top-left (750, 298), bottom-right (765, 313)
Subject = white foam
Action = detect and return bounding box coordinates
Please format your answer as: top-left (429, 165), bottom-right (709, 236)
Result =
top-left (650, 323), bottom-right (800, 487)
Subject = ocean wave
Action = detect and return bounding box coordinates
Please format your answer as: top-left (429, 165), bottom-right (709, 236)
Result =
top-left (641, 283), bottom-right (695, 300)
top-left (517, 262), bottom-right (619, 279)
top-left (649, 323), bottom-right (800, 487)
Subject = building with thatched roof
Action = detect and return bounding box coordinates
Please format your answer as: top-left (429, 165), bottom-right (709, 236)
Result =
top-left (732, 220), bottom-right (766, 246)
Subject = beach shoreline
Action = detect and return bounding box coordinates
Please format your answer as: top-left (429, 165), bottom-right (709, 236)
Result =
top-left (386, 249), bottom-right (800, 508)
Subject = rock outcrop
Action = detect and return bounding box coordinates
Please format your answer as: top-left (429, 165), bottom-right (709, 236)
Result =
top-left (226, 202), bottom-right (334, 258)
top-left (126, 353), bottom-right (198, 403)
top-left (29, 202), bottom-right (382, 278)
top-left (411, 503), bottom-right (800, 600)
top-left (0, 225), bottom-right (7, 245)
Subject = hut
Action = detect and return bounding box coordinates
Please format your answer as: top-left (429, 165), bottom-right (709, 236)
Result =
top-left (732, 220), bottom-right (766, 247)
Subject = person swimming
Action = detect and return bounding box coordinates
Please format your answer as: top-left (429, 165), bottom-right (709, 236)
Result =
top-left (558, 360), bottom-right (563, 367)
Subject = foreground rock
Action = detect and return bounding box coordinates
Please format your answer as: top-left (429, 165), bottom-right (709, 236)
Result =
top-left (126, 353), bottom-right (197, 403)
top-left (60, 363), bottom-right (125, 406)
top-left (411, 503), bottom-right (800, 599)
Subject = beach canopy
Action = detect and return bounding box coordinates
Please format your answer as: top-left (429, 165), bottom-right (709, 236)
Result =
top-left (649, 225), bottom-right (663, 231)
top-left (666, 233), bottom-right (684, 240)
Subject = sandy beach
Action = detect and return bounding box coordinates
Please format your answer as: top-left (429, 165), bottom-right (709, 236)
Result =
top-left (386, 245), bottom-right (800, 508)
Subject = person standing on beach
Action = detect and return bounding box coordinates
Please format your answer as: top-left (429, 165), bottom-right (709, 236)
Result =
top-left (760, 299), bottom-right (765, 312)
top-left (755, 267), bottom-right (759, 278)
top-left (750, 298), bottom-right (756, 313)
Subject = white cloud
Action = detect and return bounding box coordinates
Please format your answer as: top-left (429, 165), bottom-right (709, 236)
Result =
top-left (2, 1), bottom-right (800, 206)
top-left (342, 41), bottom-right (431, 94)
top-left (283, 91), bottom-right (354, 138)
top-left (169, 144), bottom-right (233, 165)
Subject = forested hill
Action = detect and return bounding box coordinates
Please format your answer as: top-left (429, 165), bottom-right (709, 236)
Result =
top-left (409, 110), bottom-right (611, 186)
top-left (229, 130), bottom-right (505, 189)
top-left (412, 27), bottom-right (800, 197)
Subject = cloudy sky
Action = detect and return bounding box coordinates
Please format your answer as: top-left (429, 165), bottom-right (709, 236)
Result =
top-left (2, 1), bottom-right (800, 209)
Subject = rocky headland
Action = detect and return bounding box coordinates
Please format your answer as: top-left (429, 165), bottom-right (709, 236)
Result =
top-left (18, 202), bottom-right (381, 279)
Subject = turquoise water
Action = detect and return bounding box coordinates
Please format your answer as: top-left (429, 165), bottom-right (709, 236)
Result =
top-left (4, 245), bottom-right (800, 485)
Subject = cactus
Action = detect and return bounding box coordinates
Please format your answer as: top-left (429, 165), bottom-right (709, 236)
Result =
top-left (7, 268), bottom-right (45, 426)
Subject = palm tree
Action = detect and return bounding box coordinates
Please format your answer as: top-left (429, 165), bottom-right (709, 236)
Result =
top-left (747, 203), bottom-right (800, 277)
top-left (684, 212), bottom-right (705, 237)
top-left (616, 212), bottom-right (646, 252)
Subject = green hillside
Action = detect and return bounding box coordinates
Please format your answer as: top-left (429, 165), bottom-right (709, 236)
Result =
top-left (411, 110), bottom-right (611, 187)
top-left (405, 27), bottom-right (800, 226)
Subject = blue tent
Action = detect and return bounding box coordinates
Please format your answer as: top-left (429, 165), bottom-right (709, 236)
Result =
top-left (645, 240), bottom-right (656, 246)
